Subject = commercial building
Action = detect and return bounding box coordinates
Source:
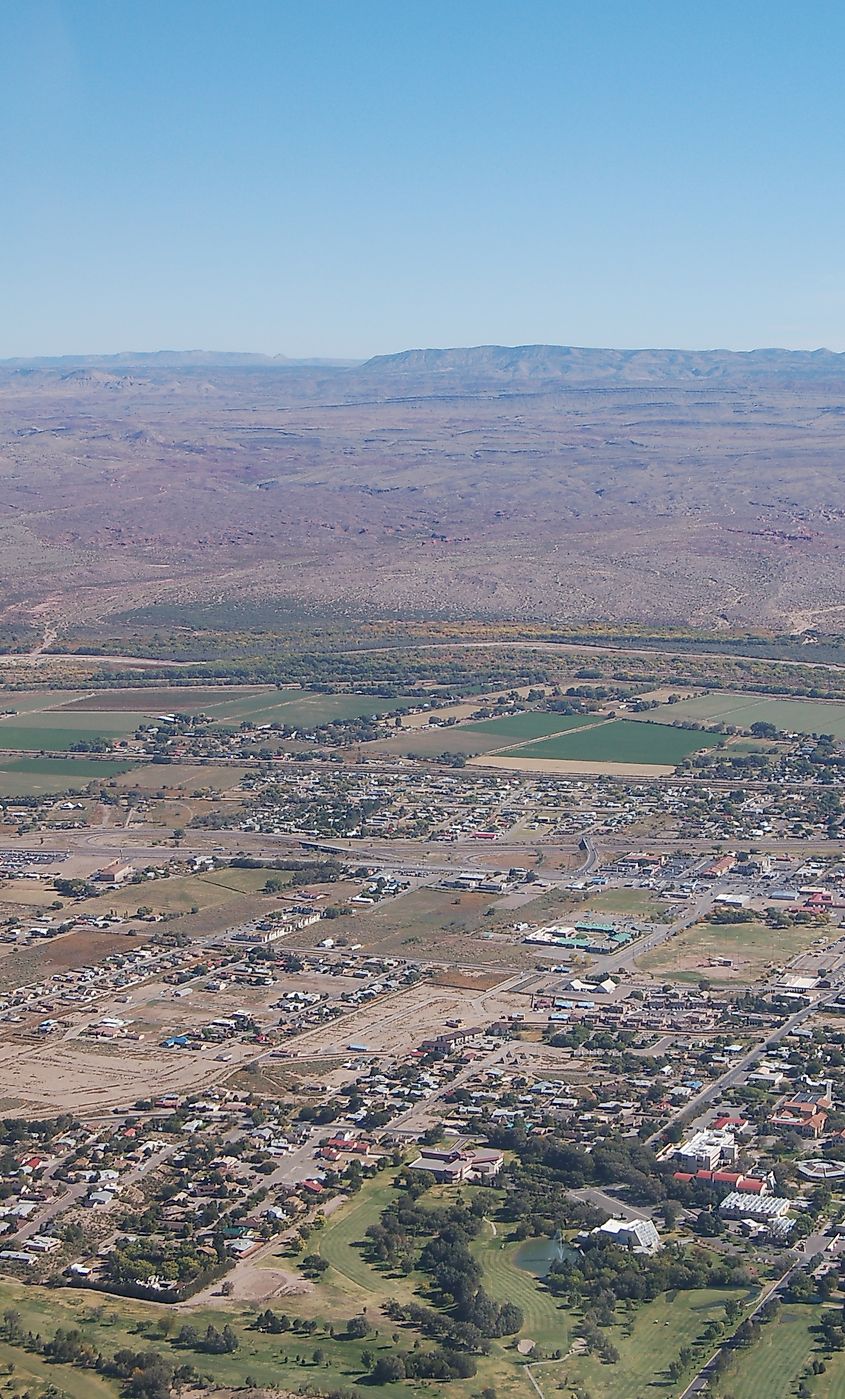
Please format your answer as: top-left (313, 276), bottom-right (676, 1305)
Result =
top-left (674, 1128), bottom-right (738, 1171)
top-left (719, 1192), bottom-right (790, 1220)
top-left (408, 1147), bottom-right (504, 1184)
top-left (592, 1216), bottom-right (661, 1254)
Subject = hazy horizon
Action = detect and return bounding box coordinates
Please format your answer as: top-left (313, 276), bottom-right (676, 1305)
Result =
top-left (5, 339), bottom-right (845, 365)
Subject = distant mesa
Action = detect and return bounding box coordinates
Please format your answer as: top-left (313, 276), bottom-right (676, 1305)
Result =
top-left (355, 343), bottom-right (845, 388)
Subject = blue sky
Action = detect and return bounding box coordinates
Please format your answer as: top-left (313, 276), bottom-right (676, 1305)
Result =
top-left (3, 0), bottom-right (844, 358)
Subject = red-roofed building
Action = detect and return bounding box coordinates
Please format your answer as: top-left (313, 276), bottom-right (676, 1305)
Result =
top-left (770, 1110), bottom-right (828, 1139)
top-left (736, 1177), bottom-right (767, 1194)
top-left (324, 1137), bottom-right (375, 1155)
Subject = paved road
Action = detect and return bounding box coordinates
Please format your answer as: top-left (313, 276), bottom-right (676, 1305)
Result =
top-left (568, 1186), bottom-right (655, 1221)
top-left (12, 1138), bottom-right (184, 1245)
top-left (580, 889), bottom-right (718, 978)
top-left (648, 972), bottom-right (845, 1146)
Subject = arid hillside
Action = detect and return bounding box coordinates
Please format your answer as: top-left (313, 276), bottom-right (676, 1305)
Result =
top-left (2, 345), bottom-right (845, 636)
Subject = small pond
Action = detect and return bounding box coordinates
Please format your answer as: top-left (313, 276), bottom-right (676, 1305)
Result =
top-left (514, 1236), bottom-right (575, 1278)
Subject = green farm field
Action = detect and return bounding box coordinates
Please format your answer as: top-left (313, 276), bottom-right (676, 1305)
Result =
top-left (0, 723), bottom-right (135, 751)
top-left (647, 690), bottom-right (845, 738)
top-left (8, 685), bottom-right (420, 734)
top-left (369, 726), bottom-right (507, 757)
top-left (0, 691), bottom-right (144, 752)
top-left (0, 756), bottom-right (136, 795)
top-left (56, 686), bottom-right (269, 712)
top-left (1, 689), bottom-right (88, 712)
top-left (0, 709), bottom-right (141, 734)
top-left (207, 690), bottom-right (420, 727)
top-left (500, 719), bottom-right (722, 766)
top-left (464, 711), bottom-right (607, 741)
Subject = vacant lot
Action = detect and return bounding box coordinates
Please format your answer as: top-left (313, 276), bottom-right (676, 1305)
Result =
top-left (499, 719), bottom-right (721, 766)
top-left (0, 927), bottom-right (148, 995)
top-left (112, 761), bottom-right (247, 793)
top-left (328, 885), bottom-right (522, 965)
top-left (638, 917), bottom-right (825, 983)
top-left (73, 866), bottom-right (277, 920)
top-left (581, 886), bottom-right (665, 919)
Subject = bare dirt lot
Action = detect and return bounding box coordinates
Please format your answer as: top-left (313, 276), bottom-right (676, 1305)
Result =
top-left (294, 886), bottom-right (530, 968)
top-left (0, 966), bottom-right (521, 1115)
top-left (0, 927), bottom-right (149, 993)
top-left (470, 753), bottom-right (676, 777)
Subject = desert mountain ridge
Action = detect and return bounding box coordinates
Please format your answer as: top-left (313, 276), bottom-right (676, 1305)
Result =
top-left (3, 341), bottom-right (845, 635)
top-left (3, 343), bottom-right (845, 387)
top-left (356, 342), bottom-right (845, 386)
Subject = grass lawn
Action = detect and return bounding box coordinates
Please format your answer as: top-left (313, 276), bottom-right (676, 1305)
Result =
top-left (312, 1175), bottom-right (413, 1301)
top-left (301, 1180), bottom-right (575, 1398)
top-left (713, 1303), bottom-right (823, 1399)
top-left (193, 865), bottom-right (289, 896)
top-left (0, 1185), bottom-right (758, 1399)
top-left (500, 720), bottom-right (722, 766)
top-left (464, 712), bottom-right (607, 741)
top-left (559, 1287), bottom-right (751, 1399)
top-left (0, 1334), bottom-right (118, 1399)
top-left (0, 1280), bottom-right (420, 1399)
top-left (816, 1341), bottom-right (845, 1398)
top-left (473, 1224), bottom-right (571, 1351)
top-left (638, 917), bottom-right (823, 983)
